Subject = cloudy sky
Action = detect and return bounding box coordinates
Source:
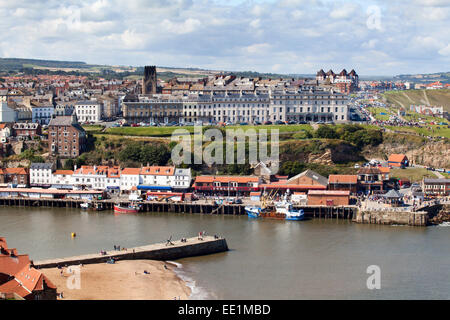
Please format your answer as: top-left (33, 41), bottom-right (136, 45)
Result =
top-left (0, 0), bottom-right (449, 75)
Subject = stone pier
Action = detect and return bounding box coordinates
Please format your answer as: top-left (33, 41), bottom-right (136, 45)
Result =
top-left (33, 236), bottom-right (229, 269)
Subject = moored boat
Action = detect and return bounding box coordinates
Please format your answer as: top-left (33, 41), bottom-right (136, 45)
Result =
top-left (114, 203), bottom-right (142, 214)
top-left (274, 200), bottom-right (304, 221)
top-left (245, 206), bottom-right (262, 218)
top-left (80, 202), bottom-right (91, 210)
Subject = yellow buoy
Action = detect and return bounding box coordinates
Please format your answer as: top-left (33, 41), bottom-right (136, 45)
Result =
top-left (71, 232), bottom-right (76, 238)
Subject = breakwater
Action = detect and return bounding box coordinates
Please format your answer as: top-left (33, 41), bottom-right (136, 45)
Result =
top-left (33, 236), bottom-right (228, 269)
top-left (354, 210), bottom-right (428, 226)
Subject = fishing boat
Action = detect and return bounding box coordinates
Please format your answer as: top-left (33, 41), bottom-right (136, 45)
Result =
top-left (114, 203), bottom-right (142, 214)
top-left (274, 201), bottom-right (304, 221)
top-left (245, 206), bottom-right (262, 218)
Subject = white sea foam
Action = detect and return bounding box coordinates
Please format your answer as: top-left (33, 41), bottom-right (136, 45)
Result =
top-left (167, 261), bottom-right (214, 300)
top-left (437, 222), bottom-right (450, 227)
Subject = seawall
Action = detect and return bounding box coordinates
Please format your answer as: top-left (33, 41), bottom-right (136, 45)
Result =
top-left (33, 236), bottom-right (228, 269)
top-left (353, 210), bottom-right (428, 226)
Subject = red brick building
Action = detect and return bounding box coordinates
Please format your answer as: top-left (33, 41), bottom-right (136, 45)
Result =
top-left (328, 175), bottom-right (358, 193)
top-left (307, 190), bottom-right (350, 206)
top-left (12, 122), bottom-right (42, 139)
top-left (0, 167), bottom-right (29, 186)
top-left (48, 114), bottom-right (86, 158)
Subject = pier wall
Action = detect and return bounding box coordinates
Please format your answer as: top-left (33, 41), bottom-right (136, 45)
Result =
top-left (353, 210), bottom-right (428, 226)
top-left (34, 237), bottom-right (229, 269)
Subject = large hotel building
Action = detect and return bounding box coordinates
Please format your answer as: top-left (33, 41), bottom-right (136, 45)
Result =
top-left (122, 87), bottom-right (350, 124)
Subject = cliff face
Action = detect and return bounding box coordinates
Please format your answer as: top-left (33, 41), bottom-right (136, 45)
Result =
top-left (280, 140), bottom-right (365, 165)
top-left (366, 139), bottom-right (450, 168)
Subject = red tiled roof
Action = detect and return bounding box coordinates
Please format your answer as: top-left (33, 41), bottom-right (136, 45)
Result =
top-left (195, 176), bottom-right (259, 184)
top-left (379, 167), bottom-right (391, 174)
top-left (0, 255), bottom-right (31, 277)
top-left (121, 168), bottom-right (141, 175)
top-left (53, 170), bottom-right (73, 175)
top-left (0, 279), bottom-right (30, 298)
top-left (140, 166), bottom-right (175, 176)
top-left (388, 154), bottom-right (407, 163)
top-left (328, 175), bottom-right (357, 184)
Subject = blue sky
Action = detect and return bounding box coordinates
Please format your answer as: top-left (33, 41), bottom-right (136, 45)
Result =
top-left (0, 0), bottom-right (449, 76)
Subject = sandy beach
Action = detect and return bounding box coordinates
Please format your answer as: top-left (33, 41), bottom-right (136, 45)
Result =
top-left (42, 260), bottom-right (191, 300)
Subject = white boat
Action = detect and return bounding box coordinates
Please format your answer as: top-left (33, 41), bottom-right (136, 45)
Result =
top-left (245, 206), bottom-right (261, 218)
top-left (274, 201), bottom-right (304, 221)
top-left (80, 202), bottom-right (90, 210)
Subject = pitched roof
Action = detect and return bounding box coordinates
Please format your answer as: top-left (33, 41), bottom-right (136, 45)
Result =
top-left (30, 163), bottom-right (53, 170)
top-left (121, 168), bottom-right (141, 175)
top-left (288, 170), bottom-right (328, 187)
top-left (328, 175), bottom-right (358, 184)
top-left (388, 154), bottom-right (407, 163)
top-left (53, 170), bottom-right (73, 175)
top-left (140, 166), bottom-right (175, 176)
top-left (0, 255), bottom-right (31, 277)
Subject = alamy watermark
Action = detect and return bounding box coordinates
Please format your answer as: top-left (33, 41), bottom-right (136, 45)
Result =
top-left (366, 5), bottom-right (382, 31)
top-left (170, 126), bottom-right (280, 174)
top-left (366, 265), bottom-right (381, 290)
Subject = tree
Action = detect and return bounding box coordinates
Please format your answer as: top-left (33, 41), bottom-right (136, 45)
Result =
top-left (315, 125), bottom-right (338, 139)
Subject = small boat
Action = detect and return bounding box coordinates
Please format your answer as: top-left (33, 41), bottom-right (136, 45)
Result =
top-left (80, 202), bottom-right (91, 210)
top-left (114, 203), bottom-right (142, 214)
top-left (245, 206), bottom-right (262, 218)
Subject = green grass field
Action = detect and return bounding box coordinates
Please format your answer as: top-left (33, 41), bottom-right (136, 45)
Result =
top-left (385, 125), bottom-right (450, 139)
top-left (383, 89), bottom-right (450, 112)
top-left (105, 124), bottom-right (314, 137)
top-left (367, 107), bottom-right (395, 121)
top-left (390, 168), bottom-right (435, 182)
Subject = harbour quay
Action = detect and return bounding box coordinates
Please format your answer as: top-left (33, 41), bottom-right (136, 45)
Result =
top-left (33, 236), bottom-right (229, 269)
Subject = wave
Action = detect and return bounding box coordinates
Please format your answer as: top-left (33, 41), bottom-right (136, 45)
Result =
top-left (166, 261), bottom-right (215, 300)
top-left (437, 222), bottom-right (450, 227)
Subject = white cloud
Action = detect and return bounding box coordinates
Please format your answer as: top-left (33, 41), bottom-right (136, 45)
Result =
top-left (0, 0), bottom-right (448, 75)
top-left (438, 44), bottom-right (450, 56)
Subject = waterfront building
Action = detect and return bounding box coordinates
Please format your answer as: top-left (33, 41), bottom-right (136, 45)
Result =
top-left (120, 168), bottom-right (141, 192)
top-left (48, 114), bottom-right (86, 158)
top-left (307, 190), bottom-right (350, 206)
top-left (74, 100), bottom-right (103, 123)
top-left (30, 163), bottom-right (54, 187)
top-left (260, 169), bottom-right (328, 193)
top-left (0, 168), bottom-right (29, 186)
top-left (422, 178), bottom-right (450, 196)
top-left (51, 170), bottom-right (74, 189)
top-left (193, 176), bottom-right (260, 196)
top-left (357, 167), bottom-right (387, 193)
top-left (328, 175), bottom-right (358, 193)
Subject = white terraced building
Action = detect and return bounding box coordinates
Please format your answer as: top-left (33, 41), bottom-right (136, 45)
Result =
top-left (123, 86), bottom-right (350, 125)
top-left (74, 100), bottom-right (103, 123)
top-left (30, 163), bottom-right (54, 187)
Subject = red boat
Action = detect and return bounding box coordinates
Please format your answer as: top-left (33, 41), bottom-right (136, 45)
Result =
top-left (114, 204), bottom-right (141, 214)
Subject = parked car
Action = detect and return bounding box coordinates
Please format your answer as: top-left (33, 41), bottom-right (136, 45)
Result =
top-left (263, 121), bottom-right (272, 125)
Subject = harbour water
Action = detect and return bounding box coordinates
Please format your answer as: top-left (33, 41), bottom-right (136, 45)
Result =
top-left (0, 207), bottom-right (449, 299)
